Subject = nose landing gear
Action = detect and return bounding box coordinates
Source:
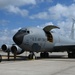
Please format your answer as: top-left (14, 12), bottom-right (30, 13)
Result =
top-left (28, 52), bottom-right (49, 59)
top-left (28, 52), bottom-right (36, 59)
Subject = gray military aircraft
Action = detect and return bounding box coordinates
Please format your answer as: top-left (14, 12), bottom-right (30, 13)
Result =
top-left (1, 21), bottom-right (75, 59)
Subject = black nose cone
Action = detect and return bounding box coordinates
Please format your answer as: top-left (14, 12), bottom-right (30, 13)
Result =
top-left (13, 33), bottom-right (24, 45)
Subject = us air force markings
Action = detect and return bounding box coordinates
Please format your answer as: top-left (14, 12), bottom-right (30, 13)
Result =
top-left (0, 52), bottom-right (75, 75)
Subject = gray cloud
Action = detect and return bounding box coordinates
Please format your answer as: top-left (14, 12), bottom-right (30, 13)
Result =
top-left (30, 3), bottom-right (75, 20)
top-left (30, 12), bottom-right (49, 19)
top-left (0, 0), bottom-right (36, 8)
top-left (36, 0), bottom-right (53, 3)
top-left (6, 5), bottom-right (29, 17)
top-left (0, 20), bottom-right (10, 26)
top-left (0, 28), bottom-right (21, 46)
top-left (0, 0), bottom-right (36, 17)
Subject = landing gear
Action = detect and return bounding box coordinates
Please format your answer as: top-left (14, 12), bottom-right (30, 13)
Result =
top-left (40, 52), bottom-right (49, 58)
top-left (0, 55), bottom-right (2, 62)
top-left (28, 52), bottom-right (49, 59)
top-left (28, 52), bottom-right (36, 59)
top-left (68, 51), bottom-right (75, 58)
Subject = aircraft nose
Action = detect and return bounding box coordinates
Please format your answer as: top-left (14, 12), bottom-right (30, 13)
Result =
top-left (13, 32), bottom-right (24, 45)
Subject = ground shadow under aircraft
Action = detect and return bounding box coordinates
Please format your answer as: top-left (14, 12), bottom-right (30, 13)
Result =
top-left (1, 54), bottom-right (69, 61)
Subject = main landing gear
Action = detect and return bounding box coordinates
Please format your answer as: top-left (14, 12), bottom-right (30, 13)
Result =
top-left (68, 51), bottom-right (75, 58)
top-left (40, 52), bottom-right (49, 58)
top-left (28, 52), bottom-right (49, 59)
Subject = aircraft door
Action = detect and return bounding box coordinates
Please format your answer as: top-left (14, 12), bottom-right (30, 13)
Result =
top-left (45, 31), bottom-right (53, 42)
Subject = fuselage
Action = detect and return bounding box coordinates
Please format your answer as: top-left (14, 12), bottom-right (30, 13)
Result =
top-left (13, 27), bottom-right (75, 52)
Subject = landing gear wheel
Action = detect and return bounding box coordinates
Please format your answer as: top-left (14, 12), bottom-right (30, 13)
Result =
top-left (28, 53), bottom-right (36, 59)
top-left (45, 52), bottom-right (49, 58)
top-left (68, 52), bottom-right (75, 58)
top-left (28, 54), bottom-right (33, 59)
top-left (40, 53), bottom-right (44, 58)
top-left (68, 53), bottom-right (73, 58)
top-left (0, 55), bottom-right (2, 62)
top-left (40, 52), bottom-right (49, 58)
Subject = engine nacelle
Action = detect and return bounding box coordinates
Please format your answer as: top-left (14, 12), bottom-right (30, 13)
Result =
top-left (11, 45), bottom-right (24, 55)
top-left (1, 44), bottom-right (11, 52)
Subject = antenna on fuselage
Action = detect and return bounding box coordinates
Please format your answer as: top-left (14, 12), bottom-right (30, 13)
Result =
top-left (71, 19), bottom-right (75, 40)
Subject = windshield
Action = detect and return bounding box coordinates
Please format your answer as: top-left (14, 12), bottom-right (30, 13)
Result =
top-left (18, 28), bottom-right (30, 34)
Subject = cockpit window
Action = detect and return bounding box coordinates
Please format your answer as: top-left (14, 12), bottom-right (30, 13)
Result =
top-left (27, 31), bottom-right (29, 33)
top-left (18, 28), bottom-right (30, 34)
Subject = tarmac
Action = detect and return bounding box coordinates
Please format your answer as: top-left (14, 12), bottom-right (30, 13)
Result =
top-left (0, 51), bottom-right (75, 75)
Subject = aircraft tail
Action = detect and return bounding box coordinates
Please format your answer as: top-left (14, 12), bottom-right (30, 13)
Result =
top-left (70, 19), bottom-right (75, 40)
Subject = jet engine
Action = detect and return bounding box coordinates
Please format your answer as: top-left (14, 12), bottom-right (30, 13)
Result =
top-left (11, 45), bottom-right (24, 55)
top-left (1, 44), bottom-right (11, 52)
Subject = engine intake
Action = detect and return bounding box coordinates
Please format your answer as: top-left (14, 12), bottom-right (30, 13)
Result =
top-left (1, 44), bottom-right (11, 52)
top-left (11, 45), bottom-right (24, 55)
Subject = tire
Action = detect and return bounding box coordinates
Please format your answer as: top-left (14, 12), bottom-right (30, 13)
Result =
top-left (28, 54), bottom-right (33, 59)
top-left (40, 52), bottom-right (49, 58)
top-left (0, 55), bottom-right (2, 62)
top-left (40, 53), bottom-right (44, 58)
top-left (68, 53), bottom-right (74, 58)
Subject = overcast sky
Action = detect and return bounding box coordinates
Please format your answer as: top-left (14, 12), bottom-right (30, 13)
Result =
top-left (0, 0), bottom-right (75, 46)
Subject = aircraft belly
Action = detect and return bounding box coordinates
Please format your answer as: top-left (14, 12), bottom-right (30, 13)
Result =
top-left (20, 42), bottom-right (52, 52)
top-left (43, 41), bottom-right (54, 52)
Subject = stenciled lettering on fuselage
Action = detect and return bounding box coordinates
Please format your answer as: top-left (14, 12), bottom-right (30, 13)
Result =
top-left (30, 37), bottom-right (46, 42)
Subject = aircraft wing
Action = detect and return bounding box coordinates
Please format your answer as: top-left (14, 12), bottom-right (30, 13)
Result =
top-left (53, 43), bottom-right (75, 52)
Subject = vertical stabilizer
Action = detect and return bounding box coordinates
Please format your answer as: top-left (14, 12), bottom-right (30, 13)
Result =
top-left (71, 19), bottom-right (75, 39)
